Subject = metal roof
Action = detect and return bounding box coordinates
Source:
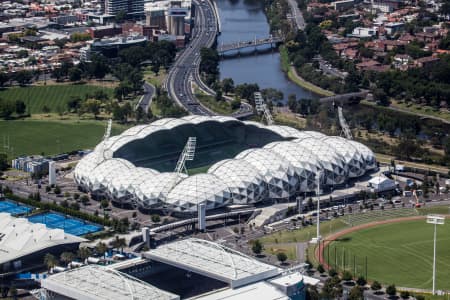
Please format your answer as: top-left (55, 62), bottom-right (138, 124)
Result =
top-left (0, 213), bottom-right (84, 265)
top-left (144, 238), bottom-right (281, 288)
top-left (41, 265), bottom-right (179, 300)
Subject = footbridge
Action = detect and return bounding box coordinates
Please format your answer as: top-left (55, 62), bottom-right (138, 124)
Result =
top-left (217, 36), bottom-right (284, 55)
top-left (320, 91), bottom-right (368, 104)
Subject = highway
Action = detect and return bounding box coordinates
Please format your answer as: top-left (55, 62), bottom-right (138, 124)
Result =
top-left (165, 0), bottom-right (218, 116)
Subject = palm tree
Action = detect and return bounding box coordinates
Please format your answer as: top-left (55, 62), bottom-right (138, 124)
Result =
top-left (111, 236), bottom-right (127, 254)
top-left (60, 252), bottom-right (75, 266)
top-left (95, 242), bottom-right (108, 258)
top-left (77, 247), bottom-right (92, 261)
top-left (43, 253), bottom-right (57, 270)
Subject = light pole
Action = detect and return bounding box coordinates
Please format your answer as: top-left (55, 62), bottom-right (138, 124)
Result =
top-left (316, 170), bottom-right (322, 242)
top-left (427, 214), bottom-right (445, 295)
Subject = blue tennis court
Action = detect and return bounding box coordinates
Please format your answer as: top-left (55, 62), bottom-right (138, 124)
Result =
top-left (28, 213), bottom-right (102, 236)
top-left (0, 200), bottom-right (32, 216)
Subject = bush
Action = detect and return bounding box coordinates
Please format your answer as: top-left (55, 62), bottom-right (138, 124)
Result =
top-left (371, 281), bottom-right (382, 291)
top-left (342, 271), bottom-right (353, 281)
top-left (400, 291), bottom-right (410, 299)
top-left (54, 186), bottom-right (61, 195)
top-left (386, 284), bottom-right (396, 296)
top-left (356, 276), bottom-right (367, 286)
top-left (317, 264), bottom-right (325, 274)
top-left (251, 239), bottom-right (263, 255)
top-left (328, 269), bottom-right (338, 277)
top-left (151, 214), bottom-right (160, 223)
top-left (276, 252), bottom-right (287, 263)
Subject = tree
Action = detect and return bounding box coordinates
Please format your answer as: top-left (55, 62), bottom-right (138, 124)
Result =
top-left (221, 78), bottom-right (234, 94)
top-left (60, 252), bottom-right (75, 266)
top-left (251, 239), bottom-right (263, 255)
top-left (317, 264), bottom-right (325, 274)
top-left (400, 291), bottom-right (410, 299)
top-left (82, 99), bottom-right (101, 118)
top-left (371, 281), bottom-right (382, 291)
top-left (95, 242), bottom-right (108, 257)
top-left (54, 186), bottom-right (61, 195)
top-left (328, 269), bottom-right (338, 277)
top-left (81, 195), bottom-right (90, 205)
top-left (14, 70), bottom-right (33, 85)
top-left (15, 100), bottom-right (26, 115)
top-left (77, 247), bottom-right (92, 260)
top-left (44, 253), bottom-right (57, 270)
top-left (342, 270), bottom-right (353, 281)
top-left (115, 10), bottom-right (127, 23)
top-left (349, 286), bottom-right (364, 300)
top-left (69, 67), bottom-right (82, 82)
top-left (356, 276), bottom-right (366, 286)
top-left (9, 286), bottom-right (17, 300)
top-left (386, 284), bottom-right (396, 296)
top-left (276, 252), bottom-right (287, 263)
top-left (42, 105), bottom-right (51, 114)
top-left (0, 72), bottom-right (8, 87)
top-left (111, 236), bottom-right (127, 253)
top-left (100, 199), bottom-right (109, 209)
top-left (0, 153), bottom-right (8, 171)
top-left (151, 214), bottom-right (161, 223)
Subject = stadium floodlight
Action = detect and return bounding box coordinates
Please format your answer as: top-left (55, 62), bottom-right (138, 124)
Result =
top-left (254, 92), bottom-right (274, 125)
top-left (175, 137), bottom-right (197, 174)
top-left (338, 107), bottom-right (352, 140)
top-left (316, 170), bottom-right (322, 242)
top-left (427, 214), bottom-right (445, 295)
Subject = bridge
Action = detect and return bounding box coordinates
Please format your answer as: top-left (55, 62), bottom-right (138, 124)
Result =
top-left (217, 36), bottom-right (284, 55)
top-left (319, 91), bottom-right (369, 105)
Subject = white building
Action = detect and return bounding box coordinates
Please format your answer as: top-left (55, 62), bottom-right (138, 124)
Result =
top-left (349, 27), bottom-right (378, 38)
top-left (368, 176), bottom-right (396, 192)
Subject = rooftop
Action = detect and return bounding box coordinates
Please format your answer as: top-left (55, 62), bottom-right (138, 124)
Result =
top-left (42, 265), bottom-right (179, 300)
top-left (0, 213), bottom-right (85, 265)
top-left (144, 238), bottom-right (281, 288)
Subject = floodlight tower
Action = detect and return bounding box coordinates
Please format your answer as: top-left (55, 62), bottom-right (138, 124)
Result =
top-left (427, 215), bottom-right (445, 295)
top-left (175, 137), bottom-right (197, 174)
top-left (338, 106), bottom-right (352, 140)
top-left (254, 92), bottom-right (274, 125)
top-left (103, 119), bottom-right (112, 141)
top-left (316, 170), bottom-right (322, 242)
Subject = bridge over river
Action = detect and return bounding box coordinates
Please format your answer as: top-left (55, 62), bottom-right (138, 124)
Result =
top-left (217, 36), bottom-right (284, 55)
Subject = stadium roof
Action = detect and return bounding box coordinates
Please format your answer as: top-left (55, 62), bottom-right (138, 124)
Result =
top-left (0, 213), bottom-right (85, 265)
top-left (42, 265), bottom-right (179, 300)
top-left (143, 238), bottom-right (281, 288)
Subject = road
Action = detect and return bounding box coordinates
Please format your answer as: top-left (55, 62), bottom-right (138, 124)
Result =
top-left (287, 0), bottom-right (305, 30)
top-left (165, 0), bottom-right (218, 116)
top-left (135, 82), bottom-right (155, 112)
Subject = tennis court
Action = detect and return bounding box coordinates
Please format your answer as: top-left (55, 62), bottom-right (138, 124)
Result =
top-left (0, 200), bottom-right (32, 216)
top-left (28, 212), bottom-right (102, 236)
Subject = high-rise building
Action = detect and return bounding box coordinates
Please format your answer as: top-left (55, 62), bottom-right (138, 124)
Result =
top-left (105, 0), bottom-right (145, 17)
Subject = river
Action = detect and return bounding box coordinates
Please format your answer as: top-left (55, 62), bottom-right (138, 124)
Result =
top-left (215, 0), bottom-right (316, 102)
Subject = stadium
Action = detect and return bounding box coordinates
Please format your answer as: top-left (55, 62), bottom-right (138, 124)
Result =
top-left (74, 115), bottom-right (377, 214)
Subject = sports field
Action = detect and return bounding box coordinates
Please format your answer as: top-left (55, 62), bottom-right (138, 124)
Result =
top-left (0, 85), bottom-right (113, 114)
top-left (0, 120), bottom-right (129, 160)
top-left (324, 219), bottom-right (450, 290)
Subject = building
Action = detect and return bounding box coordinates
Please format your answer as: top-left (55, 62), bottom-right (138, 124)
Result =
top-left (0, 213), bottom-right (85, 281)
top-left (368, 176), bottom-right (396, 192)
top-left (332, 0), bottom-right (354, 11)
top-left (349, 27), bottom-right (378, 38)
top-left (384, 22), bottom-right (404, 35)
top-left (104, 0), bottom-right (145, 17)
top-left (88, 34), bottom-right (147, 57)
top-left (74, 116), bottom-right (377, 214)
top-left (11, 156), bottom-right (51, 174)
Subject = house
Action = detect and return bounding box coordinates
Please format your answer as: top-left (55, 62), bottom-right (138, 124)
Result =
top-left (332, 0), bottom-right (354, 11)
top-left (384, 22), bottom-right (404, 35)
top-left (368, 176), bottom-right (396, 192)
top-left (349, 27), bottom-right (378, 38)
top-left (413, 56), bottom-right (440, 68)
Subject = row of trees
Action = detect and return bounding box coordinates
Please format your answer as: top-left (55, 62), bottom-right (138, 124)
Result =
top-left (0, 99), bottom-right (27, 119)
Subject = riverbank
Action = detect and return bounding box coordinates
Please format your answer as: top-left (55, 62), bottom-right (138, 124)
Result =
top-left (279, 42), bottom-right (334, 98)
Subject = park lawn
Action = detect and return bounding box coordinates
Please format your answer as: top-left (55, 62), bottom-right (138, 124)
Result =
top-left (260, 219), bottom-right (349, 244)
top-left (0, 85), bottom-right (113, 114)
top-left (195, 89), bottom-right (236, 115)
top-left (325, 220), bottom-right (450, 290)
top-left (0, 120), bottom-right (129, 160)
top-left (265, 243), bottom-right (297, 260)
top-left (143, 67), bottom-right (167, 87)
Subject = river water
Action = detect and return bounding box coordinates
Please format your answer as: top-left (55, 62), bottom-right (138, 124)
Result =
top-left (215, 0), bottom-right (316, 102)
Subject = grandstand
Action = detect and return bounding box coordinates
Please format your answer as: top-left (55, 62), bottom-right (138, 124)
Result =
top-left (344, 208), bottom-right (419, 226)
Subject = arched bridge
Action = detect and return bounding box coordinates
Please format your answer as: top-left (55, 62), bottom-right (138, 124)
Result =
top-left (217, 36), bottom-right (284, 55)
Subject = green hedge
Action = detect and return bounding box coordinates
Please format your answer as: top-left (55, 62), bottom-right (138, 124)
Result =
top-left (5, 193), bottom-right (111, 226)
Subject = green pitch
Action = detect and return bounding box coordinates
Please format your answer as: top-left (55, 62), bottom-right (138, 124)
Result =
top-left (0, 85), bottom-right (113, 114)
top-left (325, 220), bottom-right (450, 290)
top-left (0, 120), bottom-right (128, 159)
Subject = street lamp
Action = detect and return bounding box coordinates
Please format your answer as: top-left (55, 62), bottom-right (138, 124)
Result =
top-left (427, 214), bottom-right (445, 295)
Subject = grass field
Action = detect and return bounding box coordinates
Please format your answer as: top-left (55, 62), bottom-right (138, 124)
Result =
top-left (0, 85), bottom-right (113, 114)
top-left (0, 120), bottom-right (129, 159)
top-left (325, 220), bottom-right (450, 290)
